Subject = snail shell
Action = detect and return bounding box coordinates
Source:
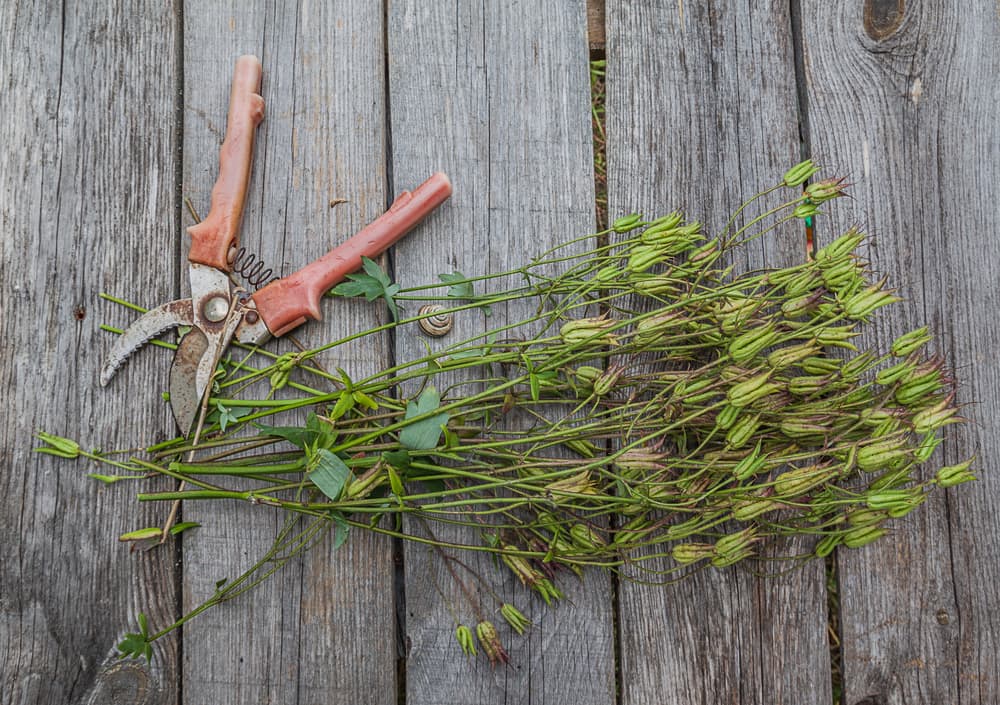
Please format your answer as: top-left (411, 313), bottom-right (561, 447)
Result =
top-left (418, 304), bottom-right (454, 336)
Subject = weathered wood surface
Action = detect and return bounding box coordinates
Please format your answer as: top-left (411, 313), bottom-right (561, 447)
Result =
top-left (179, 4), bottom-right (396, 705)
top-left (0, 2), bottom-right (180, 704)
top-left (3, 1), bottom-right (999, 704)
top-left (802, 3), bottom-right (1000, 704)
top-left (606, 2), bottom-right (831, 704)
top-left (389, 1), bottom-right (614, 703)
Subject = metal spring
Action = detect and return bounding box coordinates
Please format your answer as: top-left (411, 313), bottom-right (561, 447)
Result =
top-left (231, 246), bottom-right (280, 289)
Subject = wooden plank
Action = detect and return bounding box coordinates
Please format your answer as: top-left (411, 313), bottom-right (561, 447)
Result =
top-left (180, 4), bottom-right (395, 704)
top-left (0, 1), bottom-right (179, 703)
top-left (387, 1), bottom-right (615, 702)
top-left (801, 3), bottom-right (1000, 703)
top-left (606, 2), bottom-right (831, 703)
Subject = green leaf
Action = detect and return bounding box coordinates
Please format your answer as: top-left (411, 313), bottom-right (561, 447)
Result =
top-left (309, 449), bottom-right (351, 501)
top-left (256, 413), bottom-right (329, 449)
top-left (399, 386), bottom-right (450, 451)
top-left (382, 449), bottom-right (411, 470)
top-left (118, 527), bottom-right (163, 542)
top-left (211, 401), bottom-right (251, 432)
top-left (117, 613), bottom-right (153, 662)
top-left (439, 271), bottom-right (475, 300)
top-left (329, 258), bottom-right (401, 320)
top-left (169, 521), bottom-right (201, 536)
top-left (330, 511), bottom-right (350, 550)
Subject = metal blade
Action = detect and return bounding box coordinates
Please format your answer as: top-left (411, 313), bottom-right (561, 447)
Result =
top-left (169, 327), bottom-right (209, 433)
top-left (100, 299), bottom-right (195, 386)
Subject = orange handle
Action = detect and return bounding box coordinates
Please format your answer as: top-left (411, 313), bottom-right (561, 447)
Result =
top-left (251, 172), bottom-right (453, 337)
top-left (187, 55), bottom-right (265, 271)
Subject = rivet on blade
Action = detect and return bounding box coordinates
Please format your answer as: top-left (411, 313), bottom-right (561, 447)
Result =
top-left (203, 295), bottom-right (230, 322)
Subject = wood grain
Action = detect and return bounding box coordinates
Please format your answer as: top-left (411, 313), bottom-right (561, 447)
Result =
top-left (0, 2), bottom-right (179, 703)
top-left (606, 2), bottom-right (831, 703)
top-left (387, 1), bottom-right (614, 702)
top-left (801, 3), bottom-right (1000, 703)
top-left (180, 3), bottom-right (395, 704)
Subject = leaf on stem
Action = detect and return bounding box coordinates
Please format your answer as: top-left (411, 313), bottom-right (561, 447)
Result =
top-left (399, 386), bottom-right (450, 451)
top-left (330, 256), bottom-right (401, 320)
top-left (309, 449), bottom-right (351, 501)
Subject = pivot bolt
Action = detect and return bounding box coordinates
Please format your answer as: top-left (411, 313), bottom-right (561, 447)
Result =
top-left (203, 295), bottom-right (230, 322)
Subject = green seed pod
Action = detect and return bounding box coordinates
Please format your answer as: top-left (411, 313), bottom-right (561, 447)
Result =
top-left (912, 396), bottom-right (960, 434)
top-left (842, 285), bottom-right (900, 320)
top-left (816, 324), bottom-right (860, 350)
top-left (592, 365), bottom-right (624, 397)
top-left (815, 534), bottom-right (842, 557)
top-left (688, 238), bottom-right (720, 264)
top-left (612, 213), bottom-right (643, 232)
top-left (728, 323), bottom-right (780, 363)
top-left (476, 620), bottom-right (509, 666)
top-left (732, 498), bottom-right (779, 521)
top-left (614, 448), bottom-right (667, 474)
top-left (726, 370), bottom-right (777, 408)
top-left (774, 463), bottom-right (835, 496)
top-left (455, 625), bottom-right (477, 657)
top-left (866, 488), bottom-right (921, 512)
top-left (787, 375), bottom-right (831, 397)
top-left (781, 293), bottom-right (820, 319)
top-left (779, 418), bottom-right (829, 438)
top-left (805, 176), bottom-right (847, 203)
top-left (574, 365), bottom-right (603, 387)
top-left (595, 264), bottom-right (620, 281)
top-left (856, 438), bottom-right (909, 472)
top-left (627, 243), bottom-right (668, 273)
top-left (634, 311), bottom-right (683, 346)
top-left (726, 412), bottom-right (762, 448)
top-left (891, 326), bottom-right (933, 357)
top-left (784, 269), bottom-right (822, 297)
top-left (794, 202), bottom-right (819, 219)
top-left (732, 443), bottom-right (768, 481)
top-left (840, 352), bottom-right (877, 380)
top-left (782, 159), bottom-right (819, 187)
top-left (715, 403), bottom-right (742, 431)
top-left (344, 465), bottom-right (387, 499)
top-left (913, 431), bottom-right (943, 463)
top-left (816, 227), bottom-right (865, 260)
top-left (711, 527), bottom-right (758, 567)
top-left (631, 273), bottom-right (681, 296)
top-left (800, 356), bottom-right (842, 375)
top-left (35, 431), bottom-right (81, 459)
top-left (570, 522), bottom-right (606, 549)
top-left (672, 542), bottom-right (715, 565)
top-left (500, 603), bottom-right (532, 636)
top-left (843, 525), bottom-right (887, 549)
top-left (644, 211), bottom-right (684, 231)
top-left (876, 358), bottom-right (917, 386)
top-left (935, 459), bottom-right (976, 488)
top-left (847, 508), bottom-right (888, 527)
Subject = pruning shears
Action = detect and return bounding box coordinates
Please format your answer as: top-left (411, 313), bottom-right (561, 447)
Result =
top-left (100, 55), bottom-right (452, 432)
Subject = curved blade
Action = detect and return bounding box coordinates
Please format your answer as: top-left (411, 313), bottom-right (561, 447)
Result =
top-left (169, 328), bottom-right (209, 433)
top-left (100, 299), bottom-right (195, 386)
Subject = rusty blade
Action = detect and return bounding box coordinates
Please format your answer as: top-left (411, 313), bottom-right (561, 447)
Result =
top-left (169, 327), bottom-right (209, 433)
top-left (100, 299), bottom-right (195, 386)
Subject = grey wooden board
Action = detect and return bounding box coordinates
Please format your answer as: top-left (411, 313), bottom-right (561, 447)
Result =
top-left (0, 2), bottom-right (179, 704)
top-left (606, 2), bottom-right (831, 704)
top-left (802, 3), bottom-right (1000, 704)
top-left (180, 3), bottom-right (395, 705)
top-left (388, 1), bottom-right (615, 702)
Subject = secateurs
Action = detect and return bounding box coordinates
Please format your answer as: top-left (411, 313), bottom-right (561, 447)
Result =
top-left (100, 55), bottom-right (452, 432)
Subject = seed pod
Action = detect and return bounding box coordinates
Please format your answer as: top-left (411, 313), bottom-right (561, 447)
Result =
top-left (614, 448), bottom-right (667, 473)
top-left (574, 365), bottom-right (603, 387)
top-left (634, 311), bottom-right (684, 346)
top-left (732, 498), bottom-right (779, 521)
top-left (644, 211), bottom-right (684, 232)
top-left (778, 418), bottom-right (829, 439)
top-left (627, 243), bottom-right (668, 273)
top-left (500, 603), bottom-right (531, 635)
top-left (912, 395), bottom-right (961, 434)
top-left (631, 273), bottom-right (681, 296)
top-left (847, 508), bottom-right (888, 527)
top-left (800, 356), bottom-right (841, 375)
top-left (891, 326), bottom-right (933, 357)
top-left (546, 470), bottom-right (597, 497)
top-left (815, 534), bottom-right (842, 557)
top-left (913, 431), bottom-right (943, 462)
top-left (726, 412), bottom-right (762, 448)
top-left (781, 293), bottom-right (820, 319)
top-left (876, 358), bottom-right (917, 386)
top-left (784, 269), bottom-right (822, 297)
top-left (856, 438), bottom-right (909, 472)
top-left (728, 323), bottom-right (780, 363)
top-left (455, 625), bottom-right (477, 656)
top-left (816, 324), bottom-right (860, 350)
top-left (570, 523), bottom-right (606, 549)
top-left (843, 525), bottom-right (887, 549)
top-left (783, 159), bottom-right (819, 187)
top-left (774, 463), bottom-right (835, 496)
top-left (712, 527), bottom-right (758, 567)
top-left (805, 176), bottom-right (848, 203)
top-left (840, 352), bottom-right (877, 380)
top-left (733, 442), bottom-right (768, 481)
top-left (935, 459), bottom-right (976, 488)
top-left (768, 341), bottom-right (820, 369)
top-left (842, 284), bottom-right (900, 320)
top-left (816, 227), bottom-right (865, 260)
top-left (476, 621), bottom-right (510, 666)
top-left (726, 371), bottom-right (777, 408)
top-left (672, 542), bottom-right (714, 564)
top-left (593, 364), bottom-right (625, 397)
top-left (715, 403), bottom-right (741, 431)
top-left (787, 375), bottom-right (831, 397)
top-left (612, 213), bottom-right (643, 232)
top-left (560, 316), bottom-right (618, 346)
top-left (794, 202), bottom-right (819, 219)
